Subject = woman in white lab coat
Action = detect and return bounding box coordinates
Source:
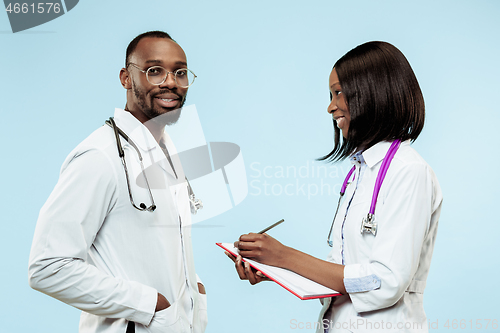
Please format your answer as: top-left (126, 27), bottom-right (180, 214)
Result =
top-left (229, 41), bottom-right (442, 333)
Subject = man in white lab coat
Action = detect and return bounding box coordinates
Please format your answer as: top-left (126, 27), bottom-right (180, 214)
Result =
top-left (28, 31), bottom-right (207, 333)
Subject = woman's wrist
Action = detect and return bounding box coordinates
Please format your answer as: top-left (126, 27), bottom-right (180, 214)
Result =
top-left (280, 245), bottom-right (299, 271)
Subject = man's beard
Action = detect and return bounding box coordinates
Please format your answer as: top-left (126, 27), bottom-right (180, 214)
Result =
top-left (132, 80), bottom-right (186, 126)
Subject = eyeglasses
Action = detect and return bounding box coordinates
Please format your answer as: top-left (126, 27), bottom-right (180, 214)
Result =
top-left (128, 63), bottom-right (197, 88)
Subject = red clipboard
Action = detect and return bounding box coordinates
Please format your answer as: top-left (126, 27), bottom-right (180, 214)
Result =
top-left (217, 242), bottom-right (341, 300)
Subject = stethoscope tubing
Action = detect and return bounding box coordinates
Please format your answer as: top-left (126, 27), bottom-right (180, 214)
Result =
top-left (105, 117), bottom-right (202, 214)
top-left (106, 117), bottom-right (157, 212)
top-left (370, 140), bottom-right (401, 214)
top-left (327, 140), bottom-right (401, 246)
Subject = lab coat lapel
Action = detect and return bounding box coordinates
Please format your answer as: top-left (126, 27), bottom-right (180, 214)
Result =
top-left (159, 132), bottom-right (185, 181)
top-left (112, 108), bottom-right (178, 180)
top-left (153, 147), bottom-right (178, 180)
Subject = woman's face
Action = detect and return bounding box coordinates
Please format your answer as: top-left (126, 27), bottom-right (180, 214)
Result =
top-left (328, 68), bottom-right (350, 138)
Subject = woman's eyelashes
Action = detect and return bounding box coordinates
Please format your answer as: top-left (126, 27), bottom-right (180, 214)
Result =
top-left (329, 90), bottom-right (342, 101)
top-left (330, 89), bottom-right (342, 98)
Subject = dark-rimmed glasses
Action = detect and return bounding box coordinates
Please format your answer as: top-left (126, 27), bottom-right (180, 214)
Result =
top-left (128, 63), bottom-right (197, 88)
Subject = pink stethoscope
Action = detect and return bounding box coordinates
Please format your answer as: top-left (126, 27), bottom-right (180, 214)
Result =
top-left (327, 140), bottom-right (401, 246)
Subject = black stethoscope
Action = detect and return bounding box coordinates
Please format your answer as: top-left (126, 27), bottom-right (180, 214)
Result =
top-left (327, 140), bottom-right (401, 246)
top-left (105, 117), bottom-right (203, 214)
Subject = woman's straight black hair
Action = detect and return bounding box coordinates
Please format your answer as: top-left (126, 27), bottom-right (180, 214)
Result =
top-left (321, 41), bottom-right (425, 162)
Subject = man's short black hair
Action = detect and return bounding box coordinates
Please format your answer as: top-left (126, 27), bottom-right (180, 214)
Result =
top-left (125, 31), bottom-right (175, 67)
top-left (322, 41), bottom-right (425, 161)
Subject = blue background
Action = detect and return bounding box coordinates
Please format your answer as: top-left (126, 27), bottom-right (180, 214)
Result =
top-left (1, 0), bottom-right (499, 331)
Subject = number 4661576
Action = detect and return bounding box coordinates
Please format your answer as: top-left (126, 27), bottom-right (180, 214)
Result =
top-left (444, 319), bottom-right (498, 329)
top-left (5, 3), bottom-right (61, 14)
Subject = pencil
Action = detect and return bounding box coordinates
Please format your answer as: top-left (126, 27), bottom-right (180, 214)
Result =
top-left (258, 219), bottom-right (285, 234)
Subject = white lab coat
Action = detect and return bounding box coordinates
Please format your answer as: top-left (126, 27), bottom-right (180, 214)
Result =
top-left (29, 108), bottom-right (207, 333)
top-left (318, 141), bottom-right (442, 333)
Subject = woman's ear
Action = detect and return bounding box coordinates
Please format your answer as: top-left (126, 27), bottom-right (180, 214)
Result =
top-left (119, 68), bottom-right (132, 89)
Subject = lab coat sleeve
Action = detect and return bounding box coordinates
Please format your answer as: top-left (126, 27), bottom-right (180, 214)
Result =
top-left (343, 162), bottom-right (435, 313)
top-left (28, 148), bottom-right (157, 326)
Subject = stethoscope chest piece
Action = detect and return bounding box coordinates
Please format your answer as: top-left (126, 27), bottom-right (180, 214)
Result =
top-left (361, 213), bottom-right (377, 236)
top-left (189, 194), bottom-right (203, 215)
top-left (327, 140), bottom-right (401, 246)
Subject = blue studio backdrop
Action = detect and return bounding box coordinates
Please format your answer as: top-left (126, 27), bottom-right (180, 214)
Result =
top-left (1, 0), bottom-right (499, 332)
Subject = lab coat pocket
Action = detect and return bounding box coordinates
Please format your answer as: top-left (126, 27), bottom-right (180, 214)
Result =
top-left (194, 294), bottom-right (208, 333)
top-left (137, 301), bottom-right (183, 333)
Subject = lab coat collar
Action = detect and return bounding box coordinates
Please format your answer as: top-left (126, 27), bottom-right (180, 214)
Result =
top-left (159, 132), bottom-right (183, 180)
top-left (112, 108), bottom-right (178, 178)
top-left (112, 108), bottom-right (157, 152)
top-left (362, 140), bottom-right (410, 169)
